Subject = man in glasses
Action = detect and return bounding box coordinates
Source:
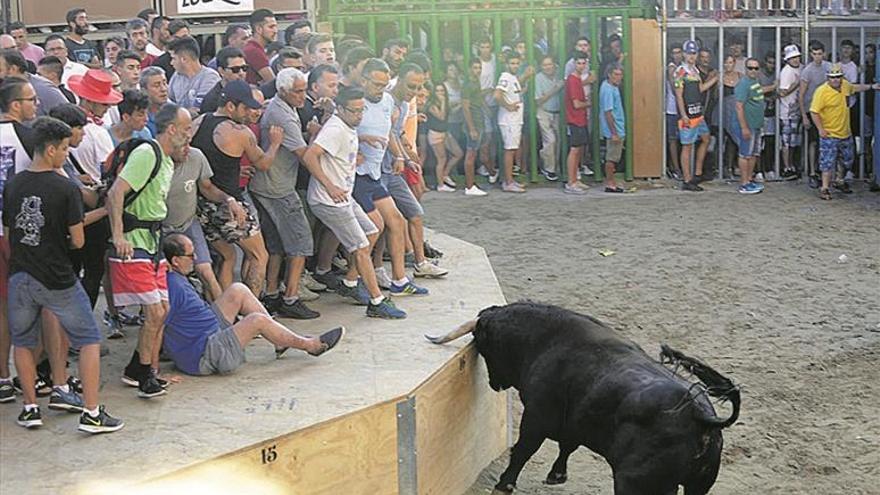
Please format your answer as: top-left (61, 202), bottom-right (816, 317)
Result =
top-left (809, 63), bottom-right (880, 200)
top-left (301, 86), bottom-right (406, 318)
top-left (200, 47), bottom-right (248, 115)
top-left (732, 58), bottom-right (774, 195)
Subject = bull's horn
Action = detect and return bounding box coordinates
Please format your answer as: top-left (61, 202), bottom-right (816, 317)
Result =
top-left (425, 319), bottom-right (477, 345)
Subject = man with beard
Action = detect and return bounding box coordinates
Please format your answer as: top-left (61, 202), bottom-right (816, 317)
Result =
top-left (140, 66), bottom-right (168, 136)
top-left (382, 38), bottom-right (409, 79)
top-left (190, 80), bottom-right (275, 298)
top-left (244, 9), bottom-right (278, 85)
top-left (63, 9), bottom-right (100, 68)
top-left (778, 45), bottom-right (803, 180)
top-left (125, 18), bottom-right (151, 68)
top-left (107, 103), bottom-right (191, 399)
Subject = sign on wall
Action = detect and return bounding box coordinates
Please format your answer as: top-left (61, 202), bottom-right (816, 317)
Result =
top-left (178, 0), bottom-right (255, 15)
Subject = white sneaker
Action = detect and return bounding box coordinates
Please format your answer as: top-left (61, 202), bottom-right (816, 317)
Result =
top-left (414, 260), bottom-right (449, 278)
top-left (564, 182), bottom-right (588, 195)
top-left (766, 171), bottom-right (777, 181)
top-left (754, 173), bottom-right (765, 183)
top-left (580, 165), bottom-right (594, 176)
top-left (464, 185), bottom-right (488, 196)
top-left (374, 266), bottom-right (392, 290)
top-left (298, 285), bottom-right (320, 302)
top-left (488, 171), bottom-right (499, 184)
top-left (437, 184), bottom-right (456, 192)
top-left (844, 171), bottom-right (854, 183)
top-left (502, 181), bottom-right (526, 193)
top-left (476, 165), bottom-right (489, 177)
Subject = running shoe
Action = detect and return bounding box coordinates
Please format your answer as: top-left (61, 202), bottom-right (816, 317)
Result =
top-left (17, 406), bottom-right (43, 428)
top-left (366, 298), bottom-right (407, 319)
top-left (465, 185), bottom-right (488, 196)
top-left (48, 387), bottom-right (84, 412)
top-left (337, 279), bottom-right (370, 306)
top-left (414, 260), bottom-right (449, 278)
top-left (78, 406), bottom-right (124, 434)
top-left (389, 280), bottom-right (429, 297)
top-left (0, 380), bottom-right (15, 403)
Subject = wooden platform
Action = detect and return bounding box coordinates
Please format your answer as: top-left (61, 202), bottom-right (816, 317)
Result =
top-left (0, 231), bottom-right (508, 495)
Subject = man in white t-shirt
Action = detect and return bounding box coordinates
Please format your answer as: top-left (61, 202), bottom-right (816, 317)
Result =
top-left (301, 86), bottom-right (406, 320)
top-left (68, 70), bottom-right (121, 184)
top-left (778, 45), bottom-right (802, 179)
top-left (494, 52), bottom-right (525, 193)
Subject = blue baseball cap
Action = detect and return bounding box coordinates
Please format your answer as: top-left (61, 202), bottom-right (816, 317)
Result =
top-left (220, 80), bottom-right (262, 110)
top-left (682, 40), bottom-right (699, 55)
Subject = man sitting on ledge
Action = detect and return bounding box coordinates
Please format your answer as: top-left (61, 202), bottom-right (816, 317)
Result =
top-left (161, 232), bottom-right (344, 375)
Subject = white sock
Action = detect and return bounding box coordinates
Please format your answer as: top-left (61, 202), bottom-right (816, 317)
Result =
top-left (54, 384), bottom-right (70, 393)
top-left (0, 377), bottom-right (11, 383)
top-left (342, 278), bottom-right (358, 288)
top-left (315, 267), bottom-right (331, 275)
top-left (370, 296), bottom-right (385, 305)
top-left (393, 277), bottom-right (409, 286)
top-left (265, 290), bottom-right (279, 298)
top-left (24, 403), bottom-right (38, 412)
top-left (375, 266), bottom-right (387, 275)
top-left (84, 407), bottom-right (99, 417)
top-left (283, 296), bottom-right (299, 305)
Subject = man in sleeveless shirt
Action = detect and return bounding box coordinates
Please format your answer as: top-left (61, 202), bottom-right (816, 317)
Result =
top-left (674, 40), bottom-right (718, 192)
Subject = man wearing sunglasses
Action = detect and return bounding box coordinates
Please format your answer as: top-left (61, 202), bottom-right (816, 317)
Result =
top-left (200, 47), bottom-right (248, 115)
top-left (732, 58), bottom-right (775, 195)
top-left (809, 63), bottom-right (880, 200)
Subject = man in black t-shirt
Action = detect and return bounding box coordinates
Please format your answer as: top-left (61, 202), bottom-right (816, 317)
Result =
top-left (3, 117), bottom-right (123, 434)
top-left (63, 8), bottom-right (100, 67)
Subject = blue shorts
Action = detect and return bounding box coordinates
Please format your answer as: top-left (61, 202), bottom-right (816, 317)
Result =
top-left (732, 126), bottom-right (763, 158)
top-left (7, 272), bottom-right (101, 349)
top-left (679, 119), bottom-right (710, 145)
top-left (381, 172), bottom-right (424, 220)
top-left (352, 174), bottom-right (391, 214)
top-left (465, 128), bottom-right (484, 151)
top-left (818, 137), bottom-right (854, 173)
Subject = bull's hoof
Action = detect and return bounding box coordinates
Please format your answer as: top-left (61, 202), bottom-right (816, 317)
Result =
top-left (492, 482), bottom-right (516, 493)
top-left (544, 471), bottom-right (568, 485)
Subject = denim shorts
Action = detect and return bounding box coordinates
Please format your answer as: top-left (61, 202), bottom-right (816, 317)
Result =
top-left (7, 272), bottom-right (101, 348)
top-left (818, 137), bottom-right (854, 173)
top-left (679, 118), bottom-right (710, 145)
top-left (251, 191), bottom-right (314, 257)
top-left (732, 126), bottom-right (763, 158)
top-left (352, 174), bottom-right (391, 214)
top-left (381, 172), bottom-right (424, 220)
top-left (465, 128), bottom-right (484, 151)
top-left (310, 201), bottom-right (378, 253)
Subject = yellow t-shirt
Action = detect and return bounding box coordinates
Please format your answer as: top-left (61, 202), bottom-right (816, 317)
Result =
top-left (809, 80), bottom-right (854, 139)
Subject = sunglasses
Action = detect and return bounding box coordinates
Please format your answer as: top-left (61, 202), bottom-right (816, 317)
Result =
top-left (827, 75), bottom-right (843, 79)
top-left (342, 106), bottom-right (364, 114)
top-left (746, 66), bottom-right (760, 71)
top-left (226, 65), bottom-right (249, 74)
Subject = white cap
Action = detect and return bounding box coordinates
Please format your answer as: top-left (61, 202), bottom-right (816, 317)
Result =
top-left (783, 44), bottom-right (801, 61)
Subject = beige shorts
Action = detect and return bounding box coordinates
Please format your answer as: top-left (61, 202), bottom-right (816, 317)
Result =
top-left (427, 129), bottom-right (446, 146)
top-left (499, 123), bottom-right (523, 150)
top-left (604, 138), bottom-right (624, 164)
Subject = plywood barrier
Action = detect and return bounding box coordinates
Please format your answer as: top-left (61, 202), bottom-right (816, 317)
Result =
top-left (630, 18), bottom-right (664, 178)
top-left (142, 343), bottom-right (507, 494)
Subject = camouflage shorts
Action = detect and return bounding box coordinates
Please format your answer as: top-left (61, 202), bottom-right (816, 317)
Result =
top-left (197, 196), bottom-right (261, 244)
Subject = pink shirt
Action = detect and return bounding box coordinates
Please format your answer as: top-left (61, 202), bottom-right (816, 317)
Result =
top-left (19, 43), bottom-right (45, 66)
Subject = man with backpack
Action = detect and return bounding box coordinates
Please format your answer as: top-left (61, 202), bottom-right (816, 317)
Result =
top-left (106, 103), bottom-right (193, 398)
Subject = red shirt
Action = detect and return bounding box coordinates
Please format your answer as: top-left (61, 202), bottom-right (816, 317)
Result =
top-left (243, 40), bottom-right (270, 85)
top-left (140, 54), bottom-right (157, 69)
top-left (565, 73), bottom-right (588, 127)
top-left (239, 123), bottom-right (260, 188)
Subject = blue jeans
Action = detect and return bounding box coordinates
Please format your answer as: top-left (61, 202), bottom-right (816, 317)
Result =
top-left (7, 272), bottom-right (101, 348)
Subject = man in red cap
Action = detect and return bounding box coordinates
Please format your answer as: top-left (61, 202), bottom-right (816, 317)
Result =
top-left (68, 69), bottom-right (122, 184)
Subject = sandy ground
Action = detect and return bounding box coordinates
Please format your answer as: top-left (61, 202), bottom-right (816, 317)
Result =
top-left (419, 179), bottom-right (880, 495)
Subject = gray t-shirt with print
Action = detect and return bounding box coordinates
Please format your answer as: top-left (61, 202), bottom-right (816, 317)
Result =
top-left (163, 147), bottom-right (213, 231)
top-left (251, 95), bottom-right (307, 199)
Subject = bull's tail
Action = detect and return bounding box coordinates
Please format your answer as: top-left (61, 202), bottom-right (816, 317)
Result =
top-left (425, 319), bottom-right (478, 345)
top-left (660, 344), bottom-right (741, 429)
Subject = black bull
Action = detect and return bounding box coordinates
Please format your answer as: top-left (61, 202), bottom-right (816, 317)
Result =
top-left (426, 302), bottom-right (740, 495)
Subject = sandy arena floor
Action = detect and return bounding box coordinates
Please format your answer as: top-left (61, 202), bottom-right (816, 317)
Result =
top-left (419, 179), bottom-right (880, 495)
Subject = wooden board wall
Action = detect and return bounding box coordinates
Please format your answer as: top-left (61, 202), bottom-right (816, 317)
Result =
top-left (630, 19), bottom-right (664, 178)
top-left (415, 346), bottom-right (508, 495)
top-left (143, 344), bottom-right (508, 495)
top-left (18, 0), bottom-right (153, 26)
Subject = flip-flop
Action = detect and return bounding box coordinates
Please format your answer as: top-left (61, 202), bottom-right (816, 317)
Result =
top-left (604, 187), bottom-right (624, 193)
top-left (308, 326), bottom-right (346, 357)
top-left (819, 189), bottom-right (832, 201)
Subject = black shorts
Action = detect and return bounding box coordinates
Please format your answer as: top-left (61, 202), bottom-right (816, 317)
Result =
top-left (568, 124), bottom-right (589, 147)
top-left (352, 174), bottom-right (390, 214)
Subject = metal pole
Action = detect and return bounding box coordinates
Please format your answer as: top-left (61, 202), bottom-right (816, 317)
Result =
top-left (591, 14), bottom-right (602, 182)
top-left (831, 27), bottom-right (837, 63)
top-left (719, 25), bottom-right (725, 180)
top-left (368, 17), bottom-right (377, 50)
top-left (775, 25), bottom-right (781, 179)
top-left (462, 18), bottom-right (471, 68)
top-left (859, 27), bottom-right (865, 179)
top-left (526, 16), bottom-right (538, 183)
top-left (430, 17), bottom-right (441, 82)
top-left (661, 0), bottom-right (669, 178)
top-left (803, 4), bottom-right (810, 177)
top-left (558, 13), bottom-right (569, 183)
top-left (622, 13), bottom-right (633, 181)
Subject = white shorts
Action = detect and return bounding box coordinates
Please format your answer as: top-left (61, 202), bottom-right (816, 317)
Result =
top-left (499, 123), bottom-right (523, 150)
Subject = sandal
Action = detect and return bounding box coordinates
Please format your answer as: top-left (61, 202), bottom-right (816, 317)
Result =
top-left (819, 189), bottom-right (832, 201)
top-left (308, 326), bottom-right (346, 357)
top-left (604, 187), bottom-right (624, 193)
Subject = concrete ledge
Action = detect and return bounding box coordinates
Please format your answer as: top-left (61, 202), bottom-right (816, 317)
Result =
top-left (0, 230), bottom-right (508, 495)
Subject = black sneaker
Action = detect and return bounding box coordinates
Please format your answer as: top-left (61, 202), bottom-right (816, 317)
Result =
top-left (808, 175), bottom-right (820, 189)
top-left (138, 375), bottom-right (167, 399)
top-left (870, 182), bottom-right (880, 192)
top-left (0, 380), bottom-right (15, 403)
top-left (834, 182), bottom-right (853, 194)
top-left (12, 375), bottom-right (53, 397)
top-left (682, 180), bottom-right (703, 192)
top-left (17, 406), bottom-right (43, 428)
top-left (307, 326), bottom-right (346, 356)
top-left (78, 405), bottom-right (125, 434)
top-left (312, 271), bottom-right (343, 292)
top-left (423, 241), bottom-right (443, 259)
top-left (276, 299), bottom-right (320, 320)
top-left (67, 376), bottom-right (83, 394)
top-left (260, 294), bottom-right (282, 315)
